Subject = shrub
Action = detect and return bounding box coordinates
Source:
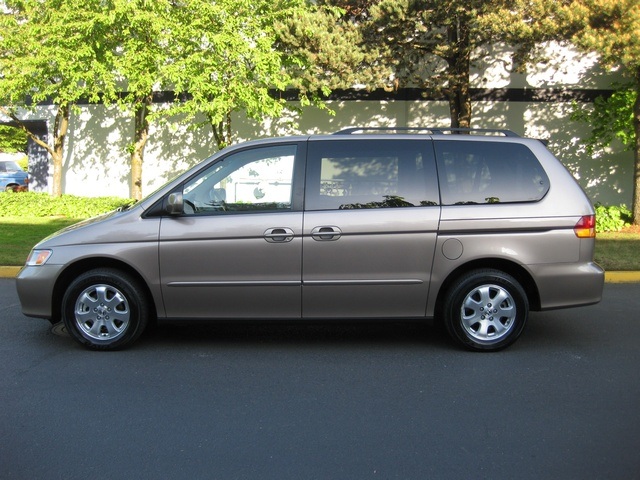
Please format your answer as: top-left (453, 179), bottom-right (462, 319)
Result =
top-left (0, 191), bottom-right (135, 218)
top-left (595, 203), bottom-right (632, 233)
top-left (16, 155), bottom-right (29, 171)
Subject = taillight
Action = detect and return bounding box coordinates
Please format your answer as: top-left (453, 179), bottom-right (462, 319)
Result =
top-left (574, 215), bottom-right (596, 238)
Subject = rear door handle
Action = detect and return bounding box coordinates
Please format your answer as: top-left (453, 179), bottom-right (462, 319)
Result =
top-left (311, 226), bottom-right (342, 241)
top-left (264, 227), bottom-right (294, 243)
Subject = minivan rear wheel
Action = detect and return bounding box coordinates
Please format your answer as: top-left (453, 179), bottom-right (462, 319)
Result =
top-left (442, 269), bottom-right (528, 351)
top-left (62, 268), bottom-right (149, 350)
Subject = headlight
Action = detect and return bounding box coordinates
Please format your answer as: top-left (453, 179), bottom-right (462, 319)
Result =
top-left (26, 249), bottom-right (52, 266)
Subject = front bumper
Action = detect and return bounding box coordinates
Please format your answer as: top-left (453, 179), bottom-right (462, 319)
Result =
top-left (16, 264), bottom-right (65, 320)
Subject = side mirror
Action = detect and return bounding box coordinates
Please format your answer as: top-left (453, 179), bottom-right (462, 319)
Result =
top-left (165, 191), bottom-right (184, 215)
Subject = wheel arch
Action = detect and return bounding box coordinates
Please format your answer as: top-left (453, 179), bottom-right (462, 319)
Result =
top-left (51, 257), bottom-right (157, 325)
top-left (434, 258), bottom-right (541, 317)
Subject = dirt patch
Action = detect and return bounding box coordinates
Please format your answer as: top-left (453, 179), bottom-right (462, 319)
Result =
top-left (620, 224), bottom-right (640, 235)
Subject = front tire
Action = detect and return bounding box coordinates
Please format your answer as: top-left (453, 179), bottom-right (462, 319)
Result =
top-left (62, 268), bottom-right (149, 350)
top-left (442, 269), bottom-right (528, 351)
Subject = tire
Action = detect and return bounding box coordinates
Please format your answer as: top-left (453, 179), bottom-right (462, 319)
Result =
top-left (62, 268), bottom-right (149, 350)
top-left (442, 269), bottom-right (528, 352)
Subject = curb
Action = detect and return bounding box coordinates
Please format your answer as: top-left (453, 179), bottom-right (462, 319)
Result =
top-left (0, 266), bottom-right (20, 278)
top-left (604, 271), bottom-right (640, 283)
top-left (1, 266), bottom-right (639, 283)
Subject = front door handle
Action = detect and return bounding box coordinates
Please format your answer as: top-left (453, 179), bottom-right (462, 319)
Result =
top-left (311, 226), bottom-right (342, 241)
top-left (264, 227), bottom-right (294, 243)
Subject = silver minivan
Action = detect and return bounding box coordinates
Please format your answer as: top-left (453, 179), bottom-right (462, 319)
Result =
top-left (16, 128), bottom-right (605, 351)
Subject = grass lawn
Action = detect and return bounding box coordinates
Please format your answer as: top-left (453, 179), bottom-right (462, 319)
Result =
top-left (0, 216), bottom-right (81, 266)
top-left (594, 225), bottom-right (640, 271)
top-left (1, 216), bottom-right (639, 270)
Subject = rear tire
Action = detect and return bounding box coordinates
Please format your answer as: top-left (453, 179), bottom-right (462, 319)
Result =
top-left (62, 268), bottom-right (149, 350)
top-left (442, 269), bottom-right (528, 351)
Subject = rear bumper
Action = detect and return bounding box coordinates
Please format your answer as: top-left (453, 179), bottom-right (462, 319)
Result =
top-left (531, 262), bottom-right (605, 311)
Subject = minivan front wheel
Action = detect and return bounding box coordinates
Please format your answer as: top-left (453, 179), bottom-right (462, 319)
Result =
top-left (62, 268), bottom-right (149, 350)
top-left (442, 269), bottom-right (528, 351)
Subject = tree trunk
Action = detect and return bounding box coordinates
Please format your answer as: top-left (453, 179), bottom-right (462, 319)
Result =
top-left (51, 104), bottom-right (69, 197)
top-left (447, 81), bottom-right (472, 129)
top-left (445, 20), bottom-right (472, 129)
top-left (130, 94), bottom-right (152, 200)
top-left (0, 104), bottom-right (69, 197)
top-left (211, 110), bottom-right (233, 151)
top-left (633, 79), bottom-right (640, 225)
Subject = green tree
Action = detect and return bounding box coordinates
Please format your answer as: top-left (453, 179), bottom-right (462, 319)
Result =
top-left (566, 0), bottom-right (640, 224)
top-left (100, 0), bottom-right (183, 200)
top-left (306, 1), bottom-right (574, 128)
top-left (0, 125), bottom-right (27, 153)
top-left (23, 0), bottom-right (205, 201)
top-left (0, 0), bottom-right (116, 196)
top-left (108, 0), bottom-right (321, 196)
top-left (275, 4), bottom-right (387, 103)
top-left (163, 0), bottom-right (309, 151)
top-left (572, 87), bottom-right (636, 153)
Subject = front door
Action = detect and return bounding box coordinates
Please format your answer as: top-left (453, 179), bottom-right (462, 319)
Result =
top-left (159, 144), bottom-right (303, 319)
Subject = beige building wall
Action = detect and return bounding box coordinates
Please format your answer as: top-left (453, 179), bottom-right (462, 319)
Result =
top-left (7, 42), bottom-right (633, 206)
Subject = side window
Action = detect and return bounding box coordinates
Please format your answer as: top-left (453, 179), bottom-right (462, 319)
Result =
top-left (434, 141), bottom-right (549, 205)
top-left (183, 145), bottom-right (296, 214)
top-left (305, 140), bottom-right (439, 210)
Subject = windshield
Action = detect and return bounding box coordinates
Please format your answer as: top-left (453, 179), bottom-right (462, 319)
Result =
top-left (0, 161), bottom-right (23, 173)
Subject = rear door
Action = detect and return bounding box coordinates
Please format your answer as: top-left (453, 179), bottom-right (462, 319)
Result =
top-left (159, 143), bottom-right (304, 319)
top-left (302, 138), bottom-right (441, 318)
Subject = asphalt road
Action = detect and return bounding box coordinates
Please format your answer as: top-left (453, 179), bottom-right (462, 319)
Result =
top-left (2, 278), bottom-right (640, 480)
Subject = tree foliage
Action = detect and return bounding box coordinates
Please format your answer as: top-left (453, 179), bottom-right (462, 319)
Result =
top-left (566, 0), bottom-right (640, 224)
top-left (275, 4), bottom-right (387, 99)
top-left (102, 0), bottom-right (179, 200)
top-left (305, 1), bottom-right (575, 128)
top-left (0, 0), bottom-right (317, 198)
top-left (0, 0), bottom-right (116, 196)
top-left (164, 0), bottom-right (307, 150)
top-left (0, 125), bottom-right (27, 153)
top-left (572, 87), bottom-right (636, 154)
top-left (1, 0), bottom-right (637, 214)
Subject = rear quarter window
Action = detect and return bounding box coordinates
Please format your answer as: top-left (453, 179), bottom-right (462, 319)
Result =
top-left (434, 140), bottom-right (549, 205)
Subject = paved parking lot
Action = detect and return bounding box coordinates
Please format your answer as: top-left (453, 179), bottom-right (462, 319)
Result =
top-left (1, 279), bottom-right (640, 479)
